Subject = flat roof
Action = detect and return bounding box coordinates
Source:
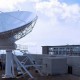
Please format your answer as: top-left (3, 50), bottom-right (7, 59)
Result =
top-left (42, 45), bottom-right (80, 47)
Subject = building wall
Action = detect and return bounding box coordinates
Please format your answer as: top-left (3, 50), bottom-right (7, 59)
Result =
top-left (67, 56), bottom-right (80, 76)
top-left (42, 46), bottom-right (49, 54)
top-left (42, 57), bottom-right (68, 75)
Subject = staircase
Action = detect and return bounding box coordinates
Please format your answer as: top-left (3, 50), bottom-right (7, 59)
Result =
top-left (16, 44), bottom-right (43, 76)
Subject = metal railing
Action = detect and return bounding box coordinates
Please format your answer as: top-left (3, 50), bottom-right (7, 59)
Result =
top-left (16, 44), bottom-right (28, 50)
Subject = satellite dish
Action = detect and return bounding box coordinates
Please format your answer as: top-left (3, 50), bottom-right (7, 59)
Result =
top-left (0, 11), bottom-right (37, 49)
top-left (0, 11), bottom-right (37, 78)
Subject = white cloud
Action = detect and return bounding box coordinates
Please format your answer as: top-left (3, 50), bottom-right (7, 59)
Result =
top-left (27, 0), bottom-right (40, 2)
top-left (0, 0), bottom-right (26, 11)
top-left (36, 0), bottom-right (80, 23)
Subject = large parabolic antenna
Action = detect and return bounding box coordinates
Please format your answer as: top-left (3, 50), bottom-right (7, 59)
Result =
top-left (0, 11), bottom-right (37, 78)
top-left (0, 11), bottom-right (37, 49)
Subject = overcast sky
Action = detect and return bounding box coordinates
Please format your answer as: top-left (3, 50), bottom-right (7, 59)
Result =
top-left (0, 0), bottom-right (80, 53)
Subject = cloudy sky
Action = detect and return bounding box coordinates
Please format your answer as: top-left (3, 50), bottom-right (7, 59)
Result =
top-left (0, 0), bottom-right (80, 53)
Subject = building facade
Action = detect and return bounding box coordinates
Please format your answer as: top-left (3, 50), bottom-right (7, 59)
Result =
top-left (42, 45), bottom-right (80, 56)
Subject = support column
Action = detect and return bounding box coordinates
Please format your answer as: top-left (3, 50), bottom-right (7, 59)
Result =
top-left (5, 50), bottom-right (14, 78)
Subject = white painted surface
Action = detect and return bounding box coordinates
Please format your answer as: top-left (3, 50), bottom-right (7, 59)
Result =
top-left (42, 57), bottom-right (68, 75)
top-left (5, 50), bottom-right (14, 78)
top-left (0, 11), bottom-right (36, 33)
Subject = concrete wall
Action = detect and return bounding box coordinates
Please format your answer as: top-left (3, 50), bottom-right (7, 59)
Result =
top-left (42, 57), bottom-right (68, 75)
top-left (67, 56), bottom-right (80, 76)
top-left (72, 66), bottom-right (80, 76)
top-left (67, 56), bottom-right (80, 66)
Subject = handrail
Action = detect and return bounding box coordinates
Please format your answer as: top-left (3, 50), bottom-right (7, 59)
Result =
top-left (16, 44), bottom-right (28, 50)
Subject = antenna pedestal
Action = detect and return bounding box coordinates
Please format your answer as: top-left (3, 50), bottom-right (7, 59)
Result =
top-left (5, 50), bottom-right (15, 78)
top-left (1, 42), bottom-right (16, 79)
